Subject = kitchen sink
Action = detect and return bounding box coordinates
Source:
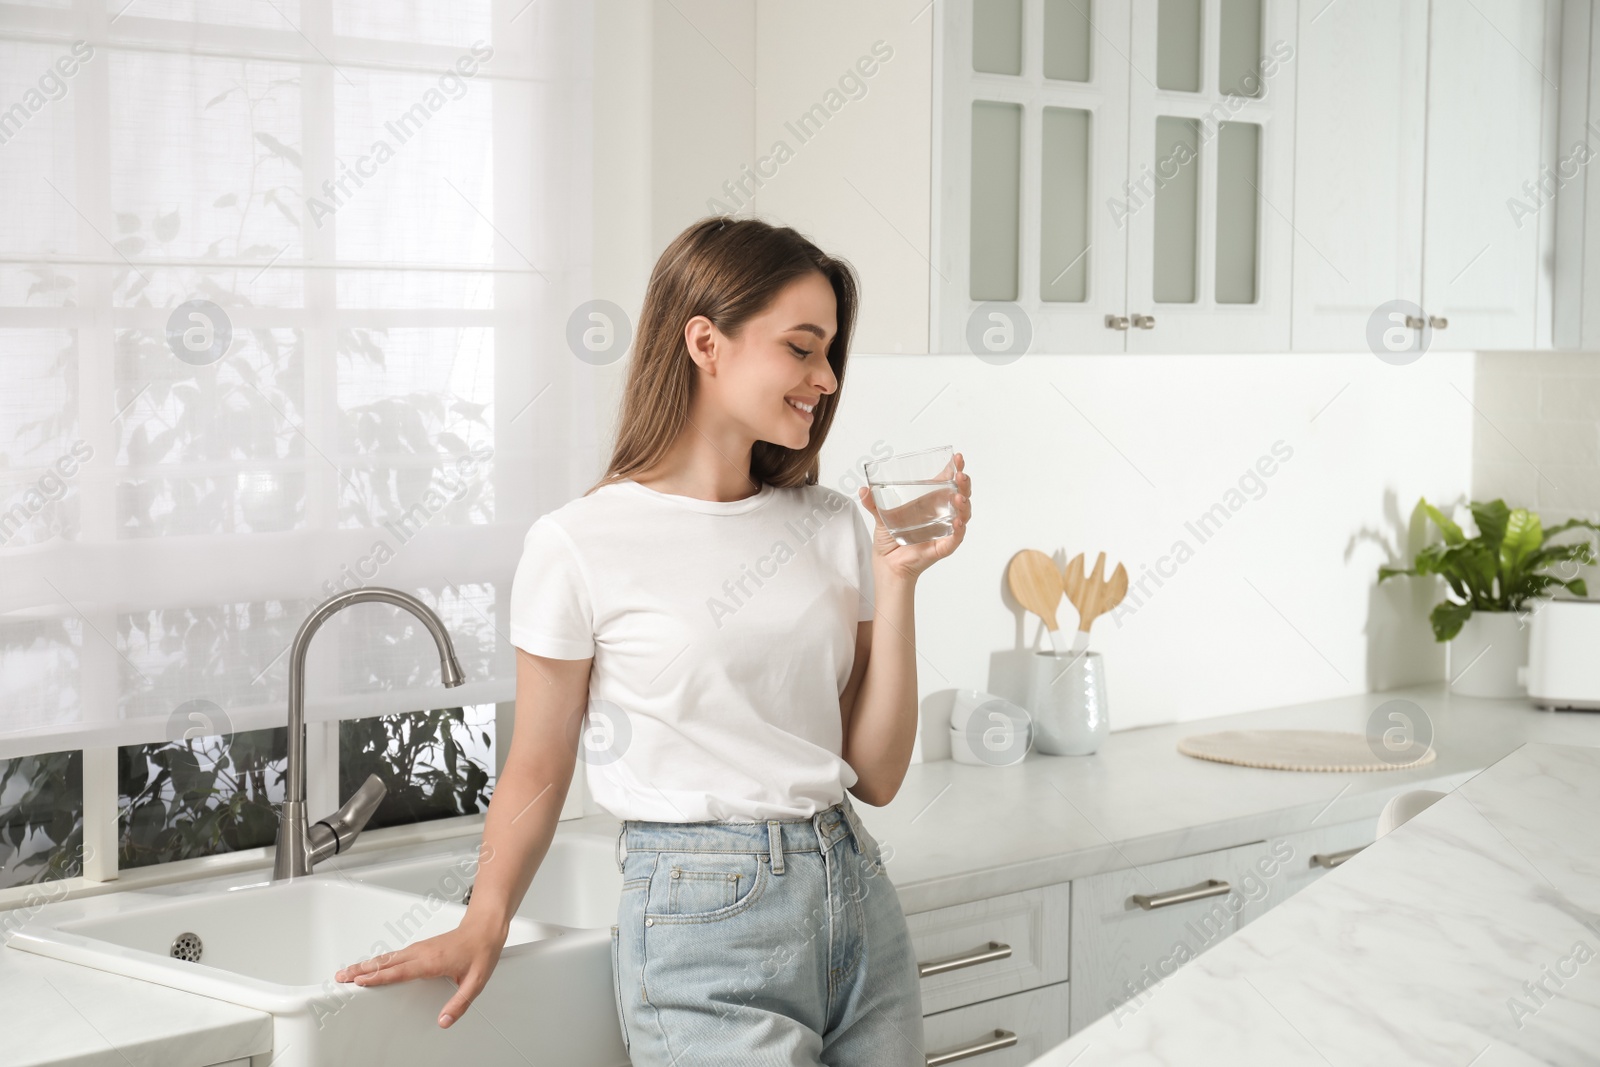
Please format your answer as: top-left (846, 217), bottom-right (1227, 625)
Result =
top-left (7, 833), bottom-right (629, 1067)
top-left (343, 831), bottom-right (624, 930)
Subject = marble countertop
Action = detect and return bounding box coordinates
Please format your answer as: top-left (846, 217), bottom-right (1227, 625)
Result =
top-left (6, 680), bottom-right (1600, 1065)
top-left (1030, 740), bottom-right (1600, 1066)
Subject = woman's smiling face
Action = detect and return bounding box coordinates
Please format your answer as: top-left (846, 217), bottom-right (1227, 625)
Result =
top-left (689, 270), bottom-right (839, 451)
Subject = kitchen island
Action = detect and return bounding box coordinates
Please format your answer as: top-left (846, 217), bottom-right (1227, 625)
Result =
top-left (1029, 741), bottom-right (1600, 1066)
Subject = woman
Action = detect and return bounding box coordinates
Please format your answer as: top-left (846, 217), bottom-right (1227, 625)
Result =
top-left (333, 216), bottom-right (972, 1064)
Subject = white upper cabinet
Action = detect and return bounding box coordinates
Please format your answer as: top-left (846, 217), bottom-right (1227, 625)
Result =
top-left (935, 0), bottom-right (1134, 355)
top-left (1123, 0), bottom-right (1298, 353)
top-left (1290, 0), bottom-right (1428, 352)
top-left (1292, 0), bottom-right (1550, 353)
top-left (1420, 0), bottom-right (1548, 350)
top-left (933, 0), bottom-right (1298, 355)
top-left (932, 0), bottom-right (1561, 355)
top-left (1555, 1), bottom-right (1600, 349)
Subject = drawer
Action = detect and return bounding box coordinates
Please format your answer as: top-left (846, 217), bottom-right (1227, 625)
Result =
top-left (907, 882), bottom-right (1070, 1015)
top-left (921, 980), bottom-right (1071, 1066)
top-left (1069, 839), bottom-right (1284, 1033)
top-left (1254, 816), bottom-right (1376, 917)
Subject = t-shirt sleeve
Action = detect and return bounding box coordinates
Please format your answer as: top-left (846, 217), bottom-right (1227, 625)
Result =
top-left (508, 516), bottom-right (596, 659)
top-left (851, 497), bottom-right (876, 622)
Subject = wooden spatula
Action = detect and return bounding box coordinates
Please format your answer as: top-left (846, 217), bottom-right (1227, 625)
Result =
top-left (1006, 549), bottom-right (1070, 654)
top-left (1063, 551), bottom-right (1129, 652)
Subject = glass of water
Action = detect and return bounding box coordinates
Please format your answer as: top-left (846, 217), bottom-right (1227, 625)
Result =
top-left (863, 445), bottom-right (959, 546)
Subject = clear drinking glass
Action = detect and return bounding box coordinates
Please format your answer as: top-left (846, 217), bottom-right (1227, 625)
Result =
top-left (863, 445), bottom-right (959, 546)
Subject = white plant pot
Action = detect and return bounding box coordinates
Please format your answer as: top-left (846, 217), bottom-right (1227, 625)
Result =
top-left (1447, 610), bottom-right (1529, 698)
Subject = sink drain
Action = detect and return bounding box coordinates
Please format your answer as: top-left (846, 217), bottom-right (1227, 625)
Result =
top-left (171, 931), bottom-right (203, 962)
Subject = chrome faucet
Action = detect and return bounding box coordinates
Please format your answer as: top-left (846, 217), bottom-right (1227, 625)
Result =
top-left (273, 587), bottom-right (466, 880)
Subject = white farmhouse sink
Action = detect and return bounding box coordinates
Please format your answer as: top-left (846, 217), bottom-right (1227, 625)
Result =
top-left (8, 835), bottom-right (629, 1067)
top-left (345, 831), bottom-right (624, 930)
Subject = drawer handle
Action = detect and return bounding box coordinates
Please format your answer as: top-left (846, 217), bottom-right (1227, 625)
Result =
top-left (1130, 878), bottom-right (1230, 910)
top-left (917, 940), bottom-right (1012, 979)
top-left (925, 1028), bottom-right (1018, 1066)
top-left (1310, 846), bottom-right (1365, 869)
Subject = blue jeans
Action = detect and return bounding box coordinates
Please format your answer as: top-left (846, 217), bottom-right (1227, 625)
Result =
top-left (609, 794), bottom-right (925, 1065)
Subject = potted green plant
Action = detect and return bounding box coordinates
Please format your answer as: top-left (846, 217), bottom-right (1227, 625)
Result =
top-left (1377, 498), bottom-right (1598, 697)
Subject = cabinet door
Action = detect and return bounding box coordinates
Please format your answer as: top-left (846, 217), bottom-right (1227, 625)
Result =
top-left (1068, 840), bottom-right (1271, 1033)
top-left (1420, 0), bottom-right (1547, 350)
top-left (1290, 0), bottom-right (1427, 352)
top-left (1123, 0), bottom-right (1298, 352)
top-left (922, 980), bottom-right (1072, 1066)
top-left (933, 0), bottom-right (1132, 355)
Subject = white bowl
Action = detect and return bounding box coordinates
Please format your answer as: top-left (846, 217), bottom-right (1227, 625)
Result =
top-left (950, 688), bottom-right (1029, 731)
top-left (949, 712), bottom-right (1031, 767)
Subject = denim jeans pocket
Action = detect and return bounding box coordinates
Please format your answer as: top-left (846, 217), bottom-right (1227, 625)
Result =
top-left (644, 850), bottom-right (769, 924)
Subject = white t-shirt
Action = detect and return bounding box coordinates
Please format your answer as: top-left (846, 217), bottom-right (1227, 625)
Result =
top-left (507, 476), bottom-right (877, 823)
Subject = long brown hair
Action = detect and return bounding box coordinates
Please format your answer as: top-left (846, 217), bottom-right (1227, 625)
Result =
top-left (585, 216), bottom-right (860, 496)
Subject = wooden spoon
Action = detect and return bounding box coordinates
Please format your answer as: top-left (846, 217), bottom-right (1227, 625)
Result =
top-left (1006, 549), bottom-right (1070, 654)
top-left (1063, 551), bottom-right (1129, 652)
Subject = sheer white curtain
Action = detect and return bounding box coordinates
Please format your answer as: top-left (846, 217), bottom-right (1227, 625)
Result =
top-left (0, 0), bottom-right (600, 758)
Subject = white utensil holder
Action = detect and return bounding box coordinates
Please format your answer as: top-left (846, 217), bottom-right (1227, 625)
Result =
top-left (1025, 650), bottom-right (1109, 756)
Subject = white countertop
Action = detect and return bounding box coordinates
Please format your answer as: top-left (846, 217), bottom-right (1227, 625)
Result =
top-left (853, 682), bottom-right (1600, 913)
top-left (5, 680), bottom-right (1599, 1065)
top-left (1030, 740), bottom-right (1600, 1065)
top-left (0, 948), bottom-right (271, 1066)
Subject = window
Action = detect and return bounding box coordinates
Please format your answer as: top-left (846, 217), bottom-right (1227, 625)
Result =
top-left (0, 1), bottom-right (596, 890)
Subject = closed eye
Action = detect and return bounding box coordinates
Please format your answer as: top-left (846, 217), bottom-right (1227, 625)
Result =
top-left (788, 342), bottom-right (812, 358)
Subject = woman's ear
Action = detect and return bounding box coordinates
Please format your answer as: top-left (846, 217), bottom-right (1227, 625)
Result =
top-left (683, 315), bottom-right (718, 375)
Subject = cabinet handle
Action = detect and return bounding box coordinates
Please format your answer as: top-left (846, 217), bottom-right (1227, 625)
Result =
top-left (1130, 878), bottom-right (1230, 910)
top-left (1104, 314), bottom-right (1130, 330)
top-left (926, 1028), bottom-right (1018, 1066)
top-left (1310, 846), bottom-right (1365, 869)
top-left (1132, 313), bottom-right (1156, 329)
top-left (1404, 314), bottom-right (1425, 330)
top-left (1428, 315), bottom-right (1448, 330)
top-left (918, 940), bottom-right (1012, 978)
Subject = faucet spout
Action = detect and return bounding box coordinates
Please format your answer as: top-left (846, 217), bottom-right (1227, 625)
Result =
top-left (273, 587), bottom-right (466, 881)
top-left (306, 773), bottom-right (388, 866)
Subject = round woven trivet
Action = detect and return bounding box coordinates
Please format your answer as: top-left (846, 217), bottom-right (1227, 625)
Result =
top-left (1176, 729), bottom-right (1437, 772)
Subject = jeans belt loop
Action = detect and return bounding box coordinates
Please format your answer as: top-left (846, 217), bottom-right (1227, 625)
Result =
top-left (767, 820), bottom-right (785, 875)
top-left (615, 824), bottom-right (626, 874)
top-left (839, 799), bottom-right (862, 856)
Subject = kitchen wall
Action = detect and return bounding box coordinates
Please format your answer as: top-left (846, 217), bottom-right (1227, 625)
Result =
top-left (582, 1), bottom-right (1476, 775)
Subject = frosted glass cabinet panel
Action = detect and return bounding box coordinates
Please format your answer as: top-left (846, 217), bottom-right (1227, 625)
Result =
top-left (1124, 0), bottom-right (1295, 352)
top-left (1042, 0), bottom-right (1093, 81)
top-left (1215, 120), bottom-right (1260, 303)
top-left (934, 0), bottom-right (1133, 354)
top-left (974, 0), bottom-right (1025, 74)
top-left (1219, 0), bottom-right (1264, 96)
top-left (1156, 0), bottom-right (1202, 91)
top-left (971, 101), bottom-right (1025, 300)
top-left (1040, 107), bottom-right (1092, 302)
top-left (1152, 116), bottom-right (1201, 303)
